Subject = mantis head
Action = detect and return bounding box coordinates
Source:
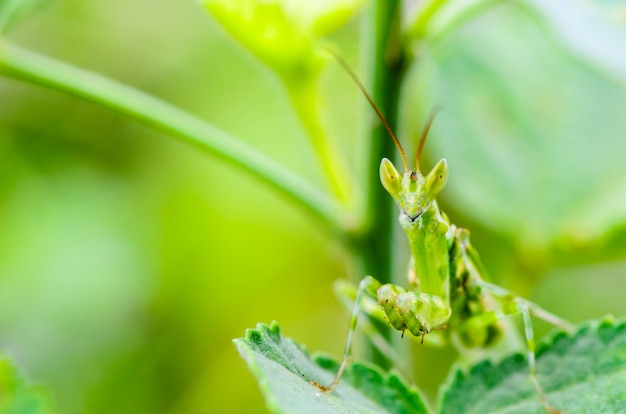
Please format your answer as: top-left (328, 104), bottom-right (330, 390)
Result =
top-left (380, 158), bottom-right (448, 222)
top-left (379, 104), bottom-right (446, 222)
top-left (328, 50), bottom-right (445, 221)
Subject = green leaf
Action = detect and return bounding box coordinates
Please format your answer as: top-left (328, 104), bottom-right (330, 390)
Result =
top-left (202, 0), bottom-right (320, 81)
top-left (234, 322), bottom-right (430, 414)
top-left (413, 4), bottom-right (626, 251)
top-left (440, 318), bottom-right (626, 414)
top-left (0, 355), bottom-right (55, 414)
top-left (520, 0), bottom-right (626, 88)
top-left (200, 0), bottom-right (366, 83)
top-left (405, 0), bottom-right (506, 42)
top-left (199, 0), bottom-right (362, 206)
top-left (0, 0), bottom-right (53, 33)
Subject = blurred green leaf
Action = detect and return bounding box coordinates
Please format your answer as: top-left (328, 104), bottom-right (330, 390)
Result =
top-left (306, 0), bottom-right (369, 38)
top-left (521, 0), bottom-right (626, 88)
top-left (235, 322), bottom-right (429, 414)
top-left (199, 0), bottom-right (363, 206)
top-left (0, 355), bottom-right (55, 414)
top-left (202, 0), bottom-right (320, 80)
top-left (414, 5), bottom-right (626, 252)
top-left (0, 0), bottom-right (53, 33)
top-left (200, 0), bottom-right (366, 82)
top-left (440, 318), bottom-right (626, 414)
top-left (405, 0), bottom-right (506, 42)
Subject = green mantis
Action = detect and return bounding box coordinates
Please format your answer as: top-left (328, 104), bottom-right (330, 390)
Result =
top-left (317, 56), bottom-right (576, 413)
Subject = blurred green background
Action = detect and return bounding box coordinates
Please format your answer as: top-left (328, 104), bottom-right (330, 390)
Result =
top-left (1, 0), bottom-right (626, 413)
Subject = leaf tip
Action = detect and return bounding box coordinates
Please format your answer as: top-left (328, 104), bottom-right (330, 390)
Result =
top-left (244, 327), bottom-right (264, 346)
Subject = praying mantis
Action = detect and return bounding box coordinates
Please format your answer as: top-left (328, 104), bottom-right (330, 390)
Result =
top-left (315, 55), bottom-right (576, 413)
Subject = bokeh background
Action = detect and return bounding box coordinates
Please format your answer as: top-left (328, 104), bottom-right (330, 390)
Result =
top-left (1, 0), bottom-right (626, 413)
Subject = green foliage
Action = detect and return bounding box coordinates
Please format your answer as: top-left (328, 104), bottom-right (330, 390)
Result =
top-left (404, 0), bottom-right (507, 42)
top-left (522, 0), bottom-right (626, 88)
top-left (200, 0), bottom-right (368, 205)
top-left (238, 320), bottom-right (626, 414)
top-left (0, 356), bottom-right (55, 414)
top-left (0, 0), bottom-right (53, 33)
top-left (410, 2), bottom-right (626, 252)
top-left (441, 318), bottom-right (626, 414)
top-left (1, 0), bottom-right (626, 413)
top-left (235, 322), bottom-right (429, 414)
top-left (200, 0), bottom-right (366, 81)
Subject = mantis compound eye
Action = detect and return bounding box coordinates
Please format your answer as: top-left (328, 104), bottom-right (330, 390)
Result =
top-left (425, 159), bottom-right (448, 197)
top-left (380, 158), bottom-right (402, 197)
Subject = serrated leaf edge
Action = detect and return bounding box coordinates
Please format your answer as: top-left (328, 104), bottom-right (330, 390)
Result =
top-left (236, 322), bottom-right (431, 414)
top-left (437, 316), bottom-right (626, 410)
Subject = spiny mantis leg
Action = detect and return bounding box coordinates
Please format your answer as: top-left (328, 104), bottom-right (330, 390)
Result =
top-left (477, 283), bottom-right (573, 414)
top-left (335, 279), bottom-right (449, 350)
top-left (455, 232), bottom-right (573, 413)
top-left (455, 298), bottom-right (564, 414)
top-left (455, 229), bottom-right (575, 334)
top-left (333, 280), bottom-right (406, 372)
top-left (477, 280), bottom-right (575, 333)
top-left (315, 276), bottom-right (381, 392)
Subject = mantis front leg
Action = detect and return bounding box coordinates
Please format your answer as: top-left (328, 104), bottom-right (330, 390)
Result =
top-left (319, 275), bottom-right (451, 391)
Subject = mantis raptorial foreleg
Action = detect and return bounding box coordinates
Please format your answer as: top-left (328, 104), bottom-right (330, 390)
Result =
top-left (322, 274), bottom-right (452, 392)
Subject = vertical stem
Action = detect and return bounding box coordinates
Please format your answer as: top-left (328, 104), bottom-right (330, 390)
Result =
top-left (361, 0), bottom-right (404, 289)
top-left (352, 0), bottom-right (406, 370)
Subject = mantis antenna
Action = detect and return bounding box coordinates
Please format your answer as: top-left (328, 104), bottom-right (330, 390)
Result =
top-left (328, 50), bottom-right (409, 173)
top-left (415, 105), bottom-right (442, 172)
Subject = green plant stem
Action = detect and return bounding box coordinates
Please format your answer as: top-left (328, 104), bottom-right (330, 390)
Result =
top-left (360, 0), bottom-right (404, 288)
top-left (0, 41), bottom-right (348, 232)
top-left (349, 0), bottom-right (405, 371)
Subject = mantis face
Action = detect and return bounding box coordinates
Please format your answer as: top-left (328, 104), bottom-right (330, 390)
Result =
top-left (380, 158), bottom-right (448, 223)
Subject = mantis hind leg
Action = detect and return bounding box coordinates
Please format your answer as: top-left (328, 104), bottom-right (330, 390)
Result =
top-left (455, 297), bottom-right (567, 414)
top-left (315, 276), bottom-right (382, 391)
top-left (333, 279), bottom-right (405, 365)
top-left (454, 229), bottom-right (574, 413)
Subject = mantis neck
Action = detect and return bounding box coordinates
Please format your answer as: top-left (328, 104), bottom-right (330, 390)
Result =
top-left (402, 202), bottom-right (451, 305)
